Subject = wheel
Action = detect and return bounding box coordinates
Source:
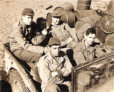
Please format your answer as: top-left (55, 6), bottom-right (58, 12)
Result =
top-left (10, 69), bottom-right (28, 92)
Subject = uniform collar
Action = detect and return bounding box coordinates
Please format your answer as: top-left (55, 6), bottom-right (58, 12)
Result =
top-left (19, 19), bottom-right (31, 28)
top-left (51, 23), bottom-right (61, 27)
top-left (46, 52), bottom-right (64, 64)
top-left (82, 39), bottom-right (95, 52)
top-left (81, 39), bottom-right (86, 50)
top-left (46, 52), bottom-right (58, 60)
top-left (19, 19), bottom-right (26, 27)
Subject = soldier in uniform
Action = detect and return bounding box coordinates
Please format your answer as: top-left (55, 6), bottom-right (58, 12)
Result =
top-left (37, 37), bottom-right (72, 92)
top-left (73, 28), bottom-right (105, 92)
top-left (9, 8), bottom-right (48, 63)
top-left (8, 8), bottom-right (48, 81)
top-left (73, 27), bottom-right (105, 65)
top-left (49, 10), bottom-right (78, 48)
top-left (74, 28), bottom-right (96, 92)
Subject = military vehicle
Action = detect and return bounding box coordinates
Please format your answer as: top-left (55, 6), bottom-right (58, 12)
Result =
top-left (3, 1), bottom-right (114, 92)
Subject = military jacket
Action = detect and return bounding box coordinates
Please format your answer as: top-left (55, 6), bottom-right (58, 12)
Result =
top-left (8, 19), bottom-right (46, 53)
top-left (50, 23), bottom-right (78, 46)
top-left (37, 52), bottom-right (72, 92)
top-left (74, 40), bottom-right (96, 65)
top-left (73, 40), bottom-right (105, 65)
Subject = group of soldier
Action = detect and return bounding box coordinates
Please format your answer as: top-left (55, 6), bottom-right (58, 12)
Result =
top-left (8, 8), bottom-right (114, 92)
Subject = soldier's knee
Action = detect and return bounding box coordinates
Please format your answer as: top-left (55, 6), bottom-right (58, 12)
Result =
top-left (45, 83), bottom-right (60, 92)
top-left (34, 53), bottom-right (42, 64)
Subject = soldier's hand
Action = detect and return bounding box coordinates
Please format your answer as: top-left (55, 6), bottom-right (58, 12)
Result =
top-left (67, 38), bottom-right (73, 44)
top-left (42, 29), bottom-right (47, 35)
top-left (52, 71), bottom-right (58, 77)
top-left (61, 48), bottom-right (71, 53)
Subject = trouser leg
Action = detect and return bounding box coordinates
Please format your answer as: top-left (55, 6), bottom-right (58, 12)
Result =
top-left (45, 83), bottom-right (61, 92)
top-left (77, 71), bottom-right (94, 92)
top-left (13, 49), bottom-right (42, 82)
top-left (13, 49), bottom-right (42, 63)
top-left (45, 82), bottom-right (71, 92)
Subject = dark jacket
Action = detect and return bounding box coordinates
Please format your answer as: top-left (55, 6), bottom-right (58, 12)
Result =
top-left (9, 19), bottom-right (46, 53)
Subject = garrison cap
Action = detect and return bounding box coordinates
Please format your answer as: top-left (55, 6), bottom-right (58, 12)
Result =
top-left (48, 37), bottom-right (60, 46)
top-left (51, 10), bottom-right (62, 17)
top-left (105, 34), bottom-right (114, 50)
top-left (22, 8), bottom-right (34, 16)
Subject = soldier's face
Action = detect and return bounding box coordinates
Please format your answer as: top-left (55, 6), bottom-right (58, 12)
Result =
top-left (52, 17), bottom-right (60, 25)
top-left (40, 20), bottom-right (46, 29)
top-left (22, 15), bottom-right (33, 25)
top-left (85, 34), bottom-right (95, 46)
top-left (50, 45), bottom-right (60, 57)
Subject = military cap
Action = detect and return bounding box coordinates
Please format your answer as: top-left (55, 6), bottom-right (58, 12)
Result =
top-left (22, 8), bottom-right (34, 16)
top-left (105, 34), bottom-right (114, 50)
top-left (48, 37), bottom-right (61, 46)
top-left (51, 10), bottom-right (62, 17)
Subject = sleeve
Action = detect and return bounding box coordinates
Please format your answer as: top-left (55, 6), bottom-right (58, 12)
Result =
top-left (60, 40), bottom-right (68, 47)
top-left (14, 28), bottom-right (44, 53)
top-left (95, 45), bottom-right (106, 57)
top-left (9, 28), bottom-right (15, 42)
top-left (50, 31), bottom-right (68, 47)
top-left (64, 23), bottom-right (78, 42)
top-left (31, 34), bottom-right (46, 46)
top-left (57, 56), bottom-right (73, 77)
top-left (70, 28), bottom-right (79, 42)
top-left (62, 56), bottom-right (73, 76)
top-left (73, 47), bottom-right (87, 65)
top-left (37, 57), bottom-right (52, 85)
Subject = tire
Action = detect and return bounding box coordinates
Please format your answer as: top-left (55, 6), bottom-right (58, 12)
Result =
top-left (10, 69), bottom-right (28, 92)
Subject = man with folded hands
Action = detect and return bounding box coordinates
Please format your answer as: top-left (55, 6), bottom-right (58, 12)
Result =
top-left (37, 37), bottom-right (72, 92)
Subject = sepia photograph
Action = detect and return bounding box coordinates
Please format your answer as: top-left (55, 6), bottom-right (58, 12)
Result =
top-left (0, 0), bottom-right (114, 92)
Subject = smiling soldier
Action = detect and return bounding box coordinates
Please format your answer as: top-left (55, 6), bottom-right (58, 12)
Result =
top-left (73, 28), bottom-right (97, 65)
top-left (49, 10), bottom-right (78, 48)
top-left (8, 8), bottom-right (48, 81)
top-left (73, 28), bottom-right (97, 92)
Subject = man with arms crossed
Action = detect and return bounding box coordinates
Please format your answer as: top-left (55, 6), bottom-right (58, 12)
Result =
top-left (37, 37), bottom-right (72, 92)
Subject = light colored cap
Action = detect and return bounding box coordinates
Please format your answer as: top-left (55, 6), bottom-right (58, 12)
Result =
top-left (51, 10), bottom-right (62, 17)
